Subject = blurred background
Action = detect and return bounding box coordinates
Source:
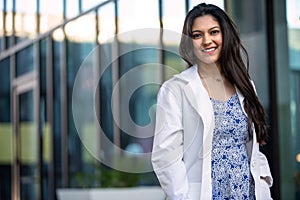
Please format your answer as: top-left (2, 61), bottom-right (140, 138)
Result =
top-left (0, 0), bottom-right (299, 199)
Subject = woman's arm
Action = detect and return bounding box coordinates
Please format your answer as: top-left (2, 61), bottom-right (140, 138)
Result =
top-left (151, 83), bottom-right (190, 200)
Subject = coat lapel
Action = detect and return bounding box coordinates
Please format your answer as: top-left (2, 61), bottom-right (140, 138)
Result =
top-left (174, 65), bottom-right (214, 129)
top-left (174, 65), bottom-right (247, 124)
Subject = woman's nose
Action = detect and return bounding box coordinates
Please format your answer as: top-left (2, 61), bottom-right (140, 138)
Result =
top-left (202, 35), bottom-right (212, 46)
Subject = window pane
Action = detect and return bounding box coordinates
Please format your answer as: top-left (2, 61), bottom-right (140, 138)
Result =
top-left (65, 13), bottom-right (96, 43)
top-left (6, 0), bottom-right (13, 37)
top-left (5, 6), bottom-right (14, 40)
top-left (0, 1), bottom-right (3, 45)
top-left (287, 0), bottom-right (300, 199)
top-left (82, 0), bottom-right (108, 11)
top-left (65, 0), bottom-right (79, 18)
top-left (162, 0), bottom-right (186, 80)
top-left (163, 0), bottom-right (185, 32)
top-left (0, 10), bottom-right (3, 50)
top-left (19, 90), bottom-right (39, 200)
top-left (0, 58), bottom-right (11, 200)
top-left (52, 37), bottom-right (63, 188)
top-left (66, 26), bottom-right (96, 186)
top-left (15, 0), bottom-right (37, 42)
top-left (16, 45), bottom-right (35, 77)
top-left (112, 1), bottom-right (162, 177)
top-left (189, 0), bottom-right (224, 9)
top-left (97, 2), bottom-right (115, 44)
top-left (226, 0), bottom-right (269, 107)
top-left (118, 0), bottom-right (159, 34)
top-left (40, 0), bottom-right (64, 34)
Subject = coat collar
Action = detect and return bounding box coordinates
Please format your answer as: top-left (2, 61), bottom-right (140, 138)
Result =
top-left (173, 65), bottom-right (246, 118)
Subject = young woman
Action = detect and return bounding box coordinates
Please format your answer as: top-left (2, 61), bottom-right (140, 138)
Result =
top-left (152, 3), bottom-right (273, 200)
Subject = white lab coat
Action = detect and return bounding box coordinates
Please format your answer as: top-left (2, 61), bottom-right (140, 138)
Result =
top-left (151, 65), bottom-right (273, 200)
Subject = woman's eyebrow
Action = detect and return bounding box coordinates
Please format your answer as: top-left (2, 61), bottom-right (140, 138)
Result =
top-left (191, 30), bottom-right (202, 34)
top-left (191, 26), bottom-right (220, 33)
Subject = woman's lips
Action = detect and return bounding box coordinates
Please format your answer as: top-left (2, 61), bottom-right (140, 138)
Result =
top-left (201, 47), bottom-right (217, 54)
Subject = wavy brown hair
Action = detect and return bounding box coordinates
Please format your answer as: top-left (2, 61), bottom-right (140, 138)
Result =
top-left (179, 3), bottom-right (268, 144)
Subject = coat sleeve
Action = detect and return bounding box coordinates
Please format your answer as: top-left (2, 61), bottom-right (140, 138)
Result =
top-left (151, 83), bottom-right (190, 200)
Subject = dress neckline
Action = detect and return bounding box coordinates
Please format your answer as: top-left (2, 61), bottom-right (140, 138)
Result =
top-left (210, 93), bottom-right (237, 103)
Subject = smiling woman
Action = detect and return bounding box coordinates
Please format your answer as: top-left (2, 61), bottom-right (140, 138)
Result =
top-left (152, 3), bottom-right (273, 200)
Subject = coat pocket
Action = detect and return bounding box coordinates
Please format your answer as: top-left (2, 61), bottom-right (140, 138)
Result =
top-left (257, 178), bottom-right (272, 200)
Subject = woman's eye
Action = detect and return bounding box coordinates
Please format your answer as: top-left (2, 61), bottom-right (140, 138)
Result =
top-left (211, 30), bottom-right (220, 35)
top-left (192, 33), bottom-right (202, 39)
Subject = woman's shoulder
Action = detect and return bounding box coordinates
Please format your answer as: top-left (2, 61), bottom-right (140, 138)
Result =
top-left (161, 65), bottom-right (197, 89)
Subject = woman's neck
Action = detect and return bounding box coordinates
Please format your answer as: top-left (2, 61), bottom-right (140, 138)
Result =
top-left (197, 62), bottom-right (222, 78)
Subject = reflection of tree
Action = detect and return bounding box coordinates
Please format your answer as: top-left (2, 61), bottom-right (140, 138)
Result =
top-left (74, 162), bottom-right (141, 188)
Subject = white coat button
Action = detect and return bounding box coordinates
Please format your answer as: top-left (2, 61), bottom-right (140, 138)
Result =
top-left (251, 161), bottom-right (256, 168)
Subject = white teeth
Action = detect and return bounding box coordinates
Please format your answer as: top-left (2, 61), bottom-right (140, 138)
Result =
top-left (202, 48), bottom-right (215, 52)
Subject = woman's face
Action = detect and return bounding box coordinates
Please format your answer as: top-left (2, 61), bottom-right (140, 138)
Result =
top-left (191, 14), bottom-right (223, 66)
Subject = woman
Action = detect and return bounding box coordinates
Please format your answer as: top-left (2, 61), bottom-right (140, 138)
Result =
top-left (151, 3), bottom-right (273, 200)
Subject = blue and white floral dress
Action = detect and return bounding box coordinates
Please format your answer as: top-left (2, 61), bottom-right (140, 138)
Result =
top-left (210, 93), bottom-right (256, 200)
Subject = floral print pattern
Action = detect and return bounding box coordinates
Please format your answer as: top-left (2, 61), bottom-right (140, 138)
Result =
top-left (210, 93), bottom-right (255, 200)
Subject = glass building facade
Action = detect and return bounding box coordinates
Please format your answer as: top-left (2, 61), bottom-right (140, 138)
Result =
top-left (0, 0), bottom-right (299, 199)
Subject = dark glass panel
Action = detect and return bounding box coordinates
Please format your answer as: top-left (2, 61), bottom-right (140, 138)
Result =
top-left (287, 1), bottom-right (300, 199)
top-left (52, 36), bottom-right (63, 188)
top-left (65, 14), bottom-right (96, 185)
top-left (19, 90), bottom-right (38, 200)
top-left (0, 58), bottom-right (12, 200)
top-left (16, 44), bottom-right (34, 76)
top-left (39, 38), bottom-right (50, 199)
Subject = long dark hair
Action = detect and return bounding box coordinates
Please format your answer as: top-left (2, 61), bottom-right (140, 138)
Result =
top-left (179, 3), bottom-right (268, 144)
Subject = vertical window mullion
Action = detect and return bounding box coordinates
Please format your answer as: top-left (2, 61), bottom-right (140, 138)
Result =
top-left (112, 0), bottom-right (120, 150)
top-left (158, 0), bottom-right (165, 83)
top-left (46, 36), bottom-right (55, 200)
top-left (60, 29), bottom-right (68, 187)
top-left (11, 0), bottom-right (16, 46)
top-left (2, 0), bottom-right (7, 50)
